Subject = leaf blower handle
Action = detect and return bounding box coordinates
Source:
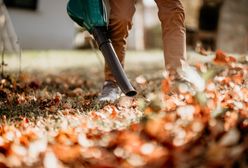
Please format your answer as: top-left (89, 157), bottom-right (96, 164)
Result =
top-left (92, 27), bottom-right (137, 97)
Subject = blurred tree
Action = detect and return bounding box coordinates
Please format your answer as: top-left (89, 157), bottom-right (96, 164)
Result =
top-left (133, 0), bottom-right (145, 50)
top-left (217, 0), bottom-right (248, 53)
top-left (145, 25), bottom-right (162, 49)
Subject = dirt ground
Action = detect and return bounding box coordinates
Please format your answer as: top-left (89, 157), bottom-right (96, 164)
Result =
top-left (0, 50), bottom-right (247, 168)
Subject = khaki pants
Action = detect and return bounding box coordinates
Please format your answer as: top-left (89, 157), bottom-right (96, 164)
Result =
top-left (105, 0), bottom-right (186, 81)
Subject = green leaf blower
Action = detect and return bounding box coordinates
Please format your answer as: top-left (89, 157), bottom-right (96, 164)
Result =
top-left (67, 0), bottom-right (137, 97)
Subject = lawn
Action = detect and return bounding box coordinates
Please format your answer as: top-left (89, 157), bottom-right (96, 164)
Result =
top-left (0, 50), bottom-right (247, 168)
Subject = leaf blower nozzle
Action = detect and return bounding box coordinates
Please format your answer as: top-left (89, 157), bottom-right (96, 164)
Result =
top-left (67, 0), bottom-right (136, 96)
top-left (92, 27), bottom-right (137, 96)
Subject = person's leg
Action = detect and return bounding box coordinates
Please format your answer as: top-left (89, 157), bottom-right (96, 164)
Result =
top-left (99, 0), bottom-right (135, 102)
top-left (154, 0), bottom-right (186, 71)
top-left (104, 0), bottom-right (136, 82)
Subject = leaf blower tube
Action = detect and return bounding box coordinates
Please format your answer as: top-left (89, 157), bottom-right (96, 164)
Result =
top-left (66, 0), bottom-right (136, 96)
top-left (92, 27), bottom-right (137, 96)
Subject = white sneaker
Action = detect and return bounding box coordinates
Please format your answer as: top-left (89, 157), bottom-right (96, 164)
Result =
top-left (98, 81), bottom-right (121, 103)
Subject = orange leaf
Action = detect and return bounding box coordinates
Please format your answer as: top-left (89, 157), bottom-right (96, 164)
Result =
top-left (231, 74), bottom-right (243, 84)
top-left (161, 79), bottom-right (170, 94)
top-left (214, 50), bottom-right (227, 63)
top-left (183, 93), bottom-right (194, 104)
top-left (214, 49), bottom-right (236, 64)
top-left (144, 107), bottom-right (153, 114)
top-left (52, 144), bottom-right (81, 163)
top-left (110, 107), bottom-right (117, 119)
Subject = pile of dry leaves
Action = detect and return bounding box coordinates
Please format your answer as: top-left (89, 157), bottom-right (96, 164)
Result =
top-left (0, 50), bottom-right (247, 168)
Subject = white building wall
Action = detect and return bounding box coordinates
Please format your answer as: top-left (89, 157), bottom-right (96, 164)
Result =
top-left (7, 0), bottom-right (75, 49)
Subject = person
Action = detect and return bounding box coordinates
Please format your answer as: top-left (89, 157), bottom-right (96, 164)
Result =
top-left (98, 0), bottom-right (186, 102)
